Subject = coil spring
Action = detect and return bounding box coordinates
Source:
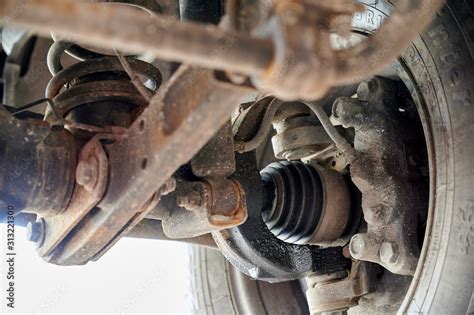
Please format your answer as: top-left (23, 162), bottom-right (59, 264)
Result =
top-left (45, 1), bottom-right (163, 127)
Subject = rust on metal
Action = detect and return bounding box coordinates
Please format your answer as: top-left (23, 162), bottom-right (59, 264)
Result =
top-left (206, 178), bottom-right (247, 226)
top-left (91, 178), bottom-right (176, 262)
top-left (0, 0), bottom-right (443, 272)
top-left (44, 65), bottom-right (252, 265)
top-left (0, 0), bottom-right (273, 76)
top-left (0, 0), bottom-right (443, 101)
top-left (162, 178), bottom-right (248, 239)
top-left (37, 134), bottom-right (110, 260)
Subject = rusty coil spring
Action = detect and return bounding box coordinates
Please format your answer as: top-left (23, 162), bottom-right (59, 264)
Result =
top-left (45, 41), bottom-right (162, 126)
top-left (44, 0), bottom-right (162, 126)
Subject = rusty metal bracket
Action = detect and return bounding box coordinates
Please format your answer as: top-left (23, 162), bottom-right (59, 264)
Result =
top-left (43, 65), bottom-right (253, 265)
top-left (162, 178), bottom-right (248, 239)
top-left (38, 134), bottom-right (109, 260)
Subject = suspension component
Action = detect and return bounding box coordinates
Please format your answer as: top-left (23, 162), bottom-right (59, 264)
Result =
top-left (45, 39), bottom-right (162, 127)
top-left (270, 102), bottom-right (332, 160)
top-left (31, 64), bottom-right (252, 266)
top-left (333, 77), bottom-right (426, 275)
top-left (0, 107), bottom-right (76, 217)
top-left (305, 261), bottom-right (377, 313)
top-left (0, 0), bottom-right (444, 101)
top-left (159, 177), bottom-right (248, 239)
top-left (213, 152), bottom-right (350, 281)
top-left (261, 161), bottom-right (350, 246)
top-left (0, 107), bottom-right (76, 216)
top-left (22, 0), bottom-right (165, 264)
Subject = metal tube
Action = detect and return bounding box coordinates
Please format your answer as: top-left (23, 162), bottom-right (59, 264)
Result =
top-left (0, 0), bottom-right (273, 76)
top-left (0, 0), bottom-right (444, 94)
top-left (127, 219), bottom-right (218, 249)
top-left (0, 107), bottom-right (76, 216)
top-left (235, 98), bottom-right (283, 153)
top-left (303, 101), bottom-right (358, 163)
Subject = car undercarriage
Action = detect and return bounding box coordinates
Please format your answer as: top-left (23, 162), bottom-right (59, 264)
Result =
top-left (1, 0), bottom-right (473, 314)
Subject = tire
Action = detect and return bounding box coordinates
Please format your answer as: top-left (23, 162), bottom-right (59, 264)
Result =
top-left (190, 0), bottom-right (474, 313)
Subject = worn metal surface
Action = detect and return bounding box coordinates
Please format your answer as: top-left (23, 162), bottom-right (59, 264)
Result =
top-left (160, 119), bottom-right (242, 238)
top-left (37, 135), bottom-right (109, 260)
top-left (305, 261), bottom-right (377, 313)
top-left (250, 1), bottom-right (345, 100)
top-left (333, 77), bottom-right (424, 275)
top-left (44, 65), bottom-right (252, 265)
top-left (191, 122), bottom-right (236, 178)
top-left (0, 0), bottom-right (273, 77)
top-left (0, 107), bottom-right (76, 216)
top-left (126, 218), bottom-right (217, 249)
top-left (0, 0), bottom-right (441, 278)
top-left (162, 178), bottom-right (248, 238)
top-left (0, 0), bottom-right (444, 101)
top-left (90, 176), bottom-right (177, 263)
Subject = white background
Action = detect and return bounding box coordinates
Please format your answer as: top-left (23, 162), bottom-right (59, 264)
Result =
top-left (0, 225), bottom-right (193, 314)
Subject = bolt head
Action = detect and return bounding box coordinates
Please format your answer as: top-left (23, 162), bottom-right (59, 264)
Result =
top-left (76, 157), bottom-right (99, 191)
top-left (160, 177), bottom-right (177, 196)
top-left (332, 99), bottom-right (349, 119)
top-left (357, 80), bottom-right (377, 101)
top-left (349, 234), bottom-right (366, 259)
top-left (177, 188), bottom-right (205, 211)
top-left (380, 242), bottom-right (398, 264)
top-left (332, 97), bottom-right (365, 127)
